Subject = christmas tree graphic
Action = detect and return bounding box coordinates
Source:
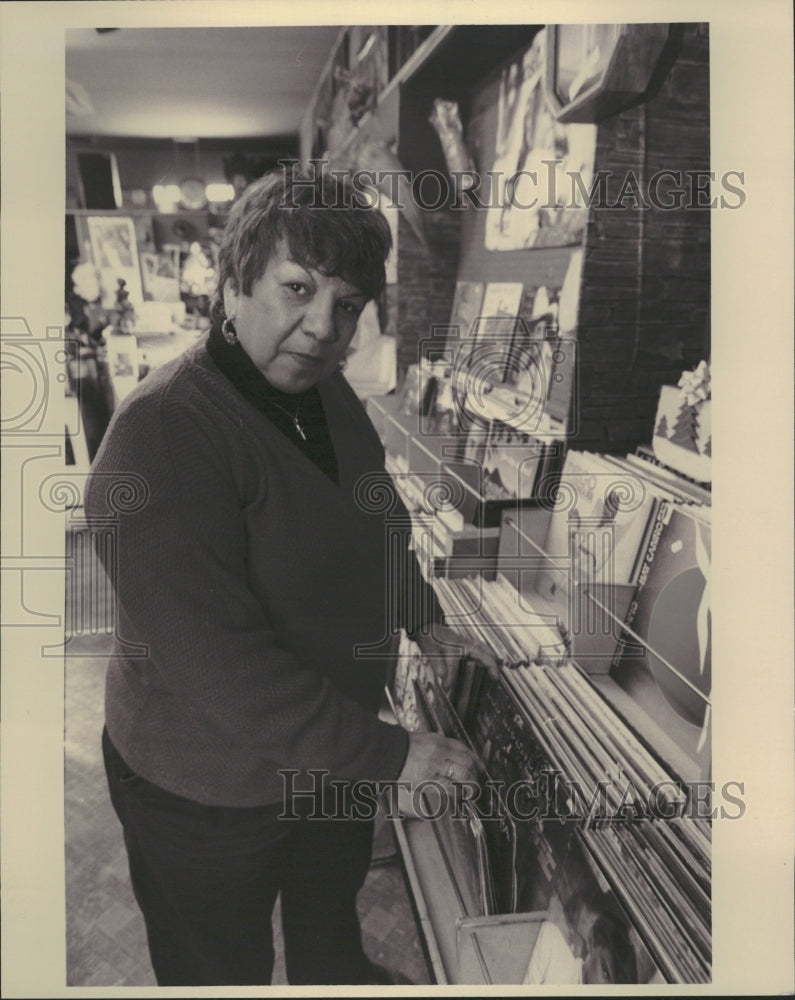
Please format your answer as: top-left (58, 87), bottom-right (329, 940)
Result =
top-left (668, 403), bottom-right (699, 453)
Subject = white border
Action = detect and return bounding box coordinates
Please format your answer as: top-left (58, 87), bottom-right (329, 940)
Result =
top-left (1, 1), bottom-right (793, 996)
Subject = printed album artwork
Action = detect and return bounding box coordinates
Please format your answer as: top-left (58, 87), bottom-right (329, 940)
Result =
top-left (444, 283), bottom-right (523, 399)
top-left (485, 28), bottom-right (597, 251)
top-left (611, 504), bottom-right (711, 731)
top-left (449, 281), bottom-right (486, 342)
top-left (536, 449), bottom-right (662, 601)
top-left (479, 422), bottom-right (546, 502)
top-left (449, 290), bottom-right (572, 442)
top-left (523, 444), bottom-right (712, 752)
top-left (475, 283), bottom-right (525, 341)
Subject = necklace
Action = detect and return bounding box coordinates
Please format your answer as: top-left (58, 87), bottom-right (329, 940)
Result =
top-left (267, 394), bottom-right (307, 440)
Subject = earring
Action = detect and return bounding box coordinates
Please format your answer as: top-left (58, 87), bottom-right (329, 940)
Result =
top-left (221, 317), bottom-right (239, 345)
top-left (336, 358), bottom-right (347, 372)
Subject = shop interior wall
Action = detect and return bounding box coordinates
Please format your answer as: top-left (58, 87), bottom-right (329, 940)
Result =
top-left (576, 22), bottom-right (710, 453)
top-left (66, 135), bottom-right (299, 210)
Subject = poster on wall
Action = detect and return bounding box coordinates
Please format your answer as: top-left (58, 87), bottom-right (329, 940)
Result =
top-left (485, 29), bottom-right (597, 251)
top-left (86, 215), bottom-right (144, 309)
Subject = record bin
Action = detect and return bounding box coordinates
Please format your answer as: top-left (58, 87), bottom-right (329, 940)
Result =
top-left (497, 505), bottom-right (711, 784)
top-left (386, 500), bottom-right (712, 984)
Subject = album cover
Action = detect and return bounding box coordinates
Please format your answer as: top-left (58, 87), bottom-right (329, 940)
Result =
top-left (536, 450), bottom-right (661, 604)
top-left (611, 505), bottom-right (711, 730)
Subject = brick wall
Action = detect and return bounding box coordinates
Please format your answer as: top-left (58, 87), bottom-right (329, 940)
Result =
top-left (385, 22), bottom-right (711, 443)
top-left (395, 208), bottom-right (461, 376)
top-left (575, 22), bottom-right (710, 453)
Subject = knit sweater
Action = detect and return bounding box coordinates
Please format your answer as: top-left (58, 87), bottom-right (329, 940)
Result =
top-left (85, 340), bottom-right (432, 807)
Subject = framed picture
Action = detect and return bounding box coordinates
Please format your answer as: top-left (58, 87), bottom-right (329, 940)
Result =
top-left (86, 215), bottom-right (144, 310)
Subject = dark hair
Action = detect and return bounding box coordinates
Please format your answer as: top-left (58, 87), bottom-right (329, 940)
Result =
top-left (212, 168), bottom-right (392, 321)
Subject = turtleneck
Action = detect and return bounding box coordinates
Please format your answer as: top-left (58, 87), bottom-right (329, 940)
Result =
top-left (206, 321), bottom-right (339, 485)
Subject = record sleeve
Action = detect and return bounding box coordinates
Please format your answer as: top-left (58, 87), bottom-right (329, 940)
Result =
top-left (611, 506), bottom-right (711, 730)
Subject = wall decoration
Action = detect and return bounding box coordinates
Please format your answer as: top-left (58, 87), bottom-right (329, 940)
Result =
top-left (652, 361), bottom-right (711, 482)
top-left (485, 29), bottom-right (596, 252)
top-left (86, 215), bottom-right (143, 310)
top-left (178, 177), bottom-right (208, 212)
top-left (104, 329), bottom-right (140, 404)
top-left (328, 131), bottom-right (429, 250)
top-left (324, 58), bottom-right (429, 251)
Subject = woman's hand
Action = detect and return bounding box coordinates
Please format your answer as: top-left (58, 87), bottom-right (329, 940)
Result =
top-left (414, 624), bottom-right (499, 694)
top-left (394, 730), bottom-right (482, 819)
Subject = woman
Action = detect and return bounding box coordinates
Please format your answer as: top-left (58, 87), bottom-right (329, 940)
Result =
top-left (85, 169), bottom-right (492, 986)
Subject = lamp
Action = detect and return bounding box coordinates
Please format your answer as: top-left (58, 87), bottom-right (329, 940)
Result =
top-left (178, 138), bottom-right (207, 210)
top-left (206, 183), bottom-right (235, 204)
top-left (153, 139), bottom-right (209, 212)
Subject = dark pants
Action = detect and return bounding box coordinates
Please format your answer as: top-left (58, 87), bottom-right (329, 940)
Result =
top-left (102, 728), bottom-right (376, 986)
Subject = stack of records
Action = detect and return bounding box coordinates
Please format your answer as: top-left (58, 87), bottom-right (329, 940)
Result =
top-left (413, 671), bottom-right (518, 919)
top-left (580, 820), bottom-right (711, 982)
top-left (430, 569), bottom-right (712, 983)
top-left (530, 447), bottom-right (712, 761)
top-left (536, 448), bottom-right (710, 605)
top-left (496, 658), bottom-right (711, 983)
top-left (433, 574), bottom-right (569, 668)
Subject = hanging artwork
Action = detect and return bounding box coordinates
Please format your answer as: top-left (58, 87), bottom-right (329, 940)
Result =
top-left (86, 215), bottom-right (144, 310)
top-left (485, 29), bottom-right (597, 252)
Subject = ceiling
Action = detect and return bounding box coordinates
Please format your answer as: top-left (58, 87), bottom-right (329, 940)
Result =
top-left (66, 26), bottom-right (343, 140)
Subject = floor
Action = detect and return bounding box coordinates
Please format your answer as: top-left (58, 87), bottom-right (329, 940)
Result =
top-left (64, 619), bottom-right (431, 985)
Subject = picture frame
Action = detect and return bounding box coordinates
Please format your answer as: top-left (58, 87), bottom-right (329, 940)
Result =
top-left (86, 214), bottom-right (144, 310)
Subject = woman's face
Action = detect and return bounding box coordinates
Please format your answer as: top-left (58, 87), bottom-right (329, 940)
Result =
top-left (223, 239), bottom-right (368, 393)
